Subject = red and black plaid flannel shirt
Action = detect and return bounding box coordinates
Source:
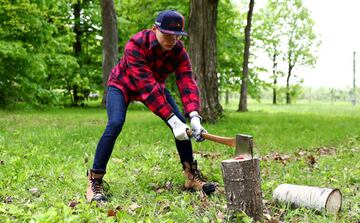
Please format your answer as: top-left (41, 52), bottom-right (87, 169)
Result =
top-left (108, 29), bottom-right (200, 120)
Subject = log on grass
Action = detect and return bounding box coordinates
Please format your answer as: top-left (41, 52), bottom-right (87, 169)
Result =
top-left (221, 158), bottom-right (263, 221)
top-left (273, 184), bottom-right (342, 214)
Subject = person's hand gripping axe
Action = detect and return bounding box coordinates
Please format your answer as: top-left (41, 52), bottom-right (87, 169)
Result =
top-left (189, 111), bottom-right (207, 142)
top-left (167, 111), bottom-right (207, 141)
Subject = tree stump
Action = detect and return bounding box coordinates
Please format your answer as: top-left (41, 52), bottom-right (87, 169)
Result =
top-left (221, 158), bottom-right (263, 221)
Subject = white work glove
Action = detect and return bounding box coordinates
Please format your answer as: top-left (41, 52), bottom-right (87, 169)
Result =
top-left (190, 111), bottom-right (207, 142)
top-left (167, 114), bottom-right (190, 141)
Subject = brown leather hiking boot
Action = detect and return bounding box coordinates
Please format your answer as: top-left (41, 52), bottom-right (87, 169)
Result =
top-left (86, 169), bottom-right (108, 203)
top-left (183, 160), bottom-right (216, 195)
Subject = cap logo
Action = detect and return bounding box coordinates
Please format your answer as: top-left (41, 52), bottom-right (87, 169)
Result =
top-left (168, 22), bottom-right (181, 29)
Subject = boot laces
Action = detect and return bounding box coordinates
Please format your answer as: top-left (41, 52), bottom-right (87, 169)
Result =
top-left (190, 168), bottom-right (206, 183)
top-left (91, 178), bottom-right (109, 194)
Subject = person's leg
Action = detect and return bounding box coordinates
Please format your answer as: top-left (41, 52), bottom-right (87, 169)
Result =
top-left (164, 89), bottom-right (216, 195)
top-left (87, 86), bottom-right (127, 202)
top-left (93, 86), bottom-right (128, 171)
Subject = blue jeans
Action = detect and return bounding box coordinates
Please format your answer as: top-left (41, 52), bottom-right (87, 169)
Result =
top-left (92, 86), bottom-right (194, 171)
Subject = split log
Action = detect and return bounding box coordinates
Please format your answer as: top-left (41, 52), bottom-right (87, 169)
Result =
top-left (273, 184), bottom-right (342, 214)
top-left (221, 158), bottom-right (263, 221)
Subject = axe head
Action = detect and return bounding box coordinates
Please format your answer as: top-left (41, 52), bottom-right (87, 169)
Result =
top-left (235, 134), bottom-right (253, 159)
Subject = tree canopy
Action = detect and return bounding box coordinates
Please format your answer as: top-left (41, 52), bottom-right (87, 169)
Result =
top-left (0, 0), bottom-right (320, 108)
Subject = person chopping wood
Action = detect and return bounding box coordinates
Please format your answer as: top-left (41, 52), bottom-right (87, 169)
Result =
top-left (86, 9), bottom-right (216, 203)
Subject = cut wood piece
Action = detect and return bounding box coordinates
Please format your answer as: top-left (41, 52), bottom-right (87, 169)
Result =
top-left (221, 158), bottom-right (263, 221)
top-left (273, 184), bottom-right (342, 214)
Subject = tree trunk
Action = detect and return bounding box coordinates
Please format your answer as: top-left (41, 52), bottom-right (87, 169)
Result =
top-left (286, 64), bottom-right (293, 104)
top-left (272, 51), bottom-right (277, 104)
top-left (225, 89), bottom-right (229, 105)
top-left (221, 158), bottom-right (263, 221)
top-left (238, 0), bottom-right (254, 112)
top-left (73, 0), bottom-right (82, 57)
top-left (273, 77), bottom-right (277, 104)
top-left (188, 0), bottom-right (222, 123)
top-left (72, 0), bottom-right (82, 105)
top-left (100, 0), bottom-right (118, 107)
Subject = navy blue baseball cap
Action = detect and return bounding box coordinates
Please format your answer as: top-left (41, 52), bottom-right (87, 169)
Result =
top-left (155, 10), bottom-right (188, 36)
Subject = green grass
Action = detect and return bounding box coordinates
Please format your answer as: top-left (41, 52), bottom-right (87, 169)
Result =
top-left (0, 102), bottom-right (359, 222)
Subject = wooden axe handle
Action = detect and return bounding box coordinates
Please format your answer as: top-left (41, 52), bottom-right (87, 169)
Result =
top-left (186, 129), bottom-right (235, 148)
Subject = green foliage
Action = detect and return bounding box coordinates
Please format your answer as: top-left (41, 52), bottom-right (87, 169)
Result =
top-left (0, 41), bottom-right (27, 104)
top-left (217, 0), bottom-right (270, 100)
top-left (0, 0), bottom-right (77, 107)
top-left (217, 0), bottom-right (245, 92)
top-left (73, 0), bottom-right (103, 101)
top-left (0, 0), bottom-right (321, 108)
top-left (282, 0), bottom-right (320, 68)
top-left (287, 83), bottom-right (303, 103)
top-left (0, 0), bottom-right (194, 107)
top-left (253, 0), bottom-right (320, 103)
top-left (0, 0), bottom-right (104, 107)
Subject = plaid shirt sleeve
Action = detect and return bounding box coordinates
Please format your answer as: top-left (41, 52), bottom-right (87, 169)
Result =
top-left (125, 41), bottom-right (174, 119)
top-left (174, 47), bottom-right (201, 115)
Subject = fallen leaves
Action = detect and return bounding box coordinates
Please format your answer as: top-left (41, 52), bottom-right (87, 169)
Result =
top-left (107, 209), bottom-right (117, 217)
top-left (261, 146), bottom-right (337, 166)
top-left (261, 153), bottom-right (290, 165)
top-left (216, 211), bottom-right (225, 221)
top-left (216, 186), bottom-right (226, 195)
top-left (4, 196), bottom-right (12, 204)
top-left (198, 190), bottom-right (210, 208)
top-left (193, 151), bottom-right (221, 159)
top-left (84, 153), bottom-right (89, 163)
top-left (68, 200), bottom-right (79, 208)
top-left (265, 219), bottom-right (285, 223)
top-left (317, 147), bottom-right (336, 156)
top-left (152, 181), bottom-right (173, 194)
top-left (262, 200), bottom-right (287, 223)
top-left (297, 147), bottom-right (337, 157)
top-left (128, 202), bottom-right (141, 213)
top-left (273, 153), bottom-right (290, 164)
top-left (106, 203), bottom-right (142, 217)
top-left (107, 206), bottom-right (122, 217)
top-left (306, 155), bottom-right (316, 167)
top-left (29, 188), bottom-right (40, 197)
top-left (111, 157), bottom-right (124, 164)
top-left (296, 150), bottom-right (308, 156)
top-left (157, 200), bottom-right (171, 213)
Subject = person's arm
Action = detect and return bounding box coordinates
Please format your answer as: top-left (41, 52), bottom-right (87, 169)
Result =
top-left (125, 41), bottom-right (173, 119)
top-left (174, 47), bottom-right (206, 141)
top-left (174, 47), bottom-right (200, 116)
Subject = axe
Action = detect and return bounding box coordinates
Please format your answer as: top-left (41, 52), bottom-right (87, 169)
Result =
top-left (187, 130), bottom-right (253, 159)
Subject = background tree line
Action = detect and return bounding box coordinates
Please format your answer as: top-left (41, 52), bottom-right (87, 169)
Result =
top-left (0, 0), bottom-right (320, 121)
